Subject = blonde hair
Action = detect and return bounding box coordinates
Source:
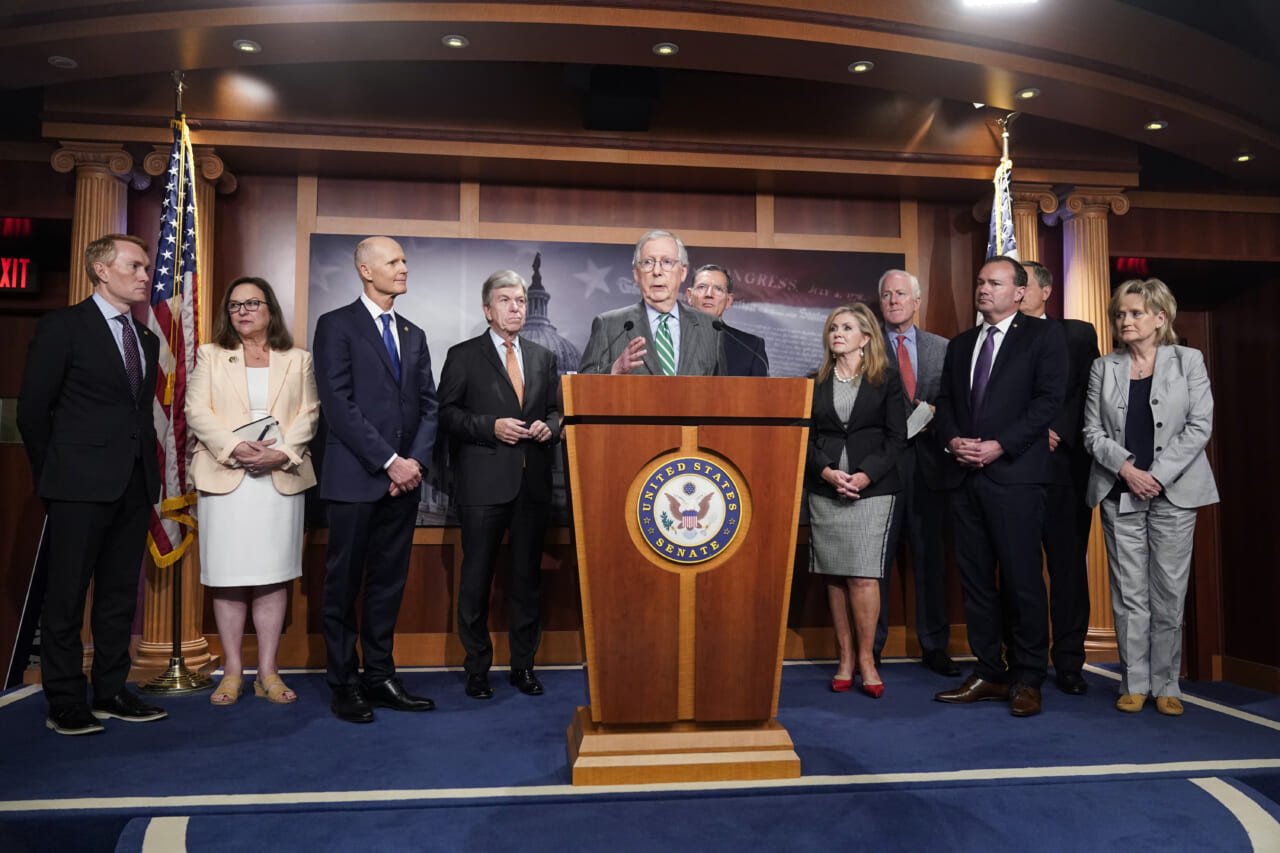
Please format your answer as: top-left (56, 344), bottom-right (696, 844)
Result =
top-left (1110, 278), bottom-right (1177, 348)
top-left (816, 303), bottom-right (889, 386)
top-left (85, 234), bottom-right (148, 286)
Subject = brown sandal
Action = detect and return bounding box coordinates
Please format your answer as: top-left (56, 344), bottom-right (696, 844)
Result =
top-left (210, 675), bottom-right (243, 706)
top-left (254, 673), bottom-right (296, 704)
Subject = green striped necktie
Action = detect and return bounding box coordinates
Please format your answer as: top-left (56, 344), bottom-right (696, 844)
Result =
top-left (655, 313), bottom-right (676, 376)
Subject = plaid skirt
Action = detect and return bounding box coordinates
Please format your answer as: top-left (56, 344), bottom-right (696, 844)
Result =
top-left (807, 492), bottom-right (895, 578)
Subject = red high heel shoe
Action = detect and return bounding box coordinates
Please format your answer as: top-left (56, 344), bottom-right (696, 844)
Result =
top-left (860, 681), bottom-right (885, 699)
top-left (831, 675), bottom-right (853, 692)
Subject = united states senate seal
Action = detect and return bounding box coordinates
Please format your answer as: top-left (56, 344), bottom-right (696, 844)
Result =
top-left (636, 456), bottom-right (744, 565)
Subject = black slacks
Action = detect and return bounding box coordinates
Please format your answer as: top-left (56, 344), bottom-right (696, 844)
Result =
top-left (1042, 479), bottom-right (1093, 674)
top-left (950, 475), bottom-right (1049, 687)
top-left (456, 482), bottom-right (547, 674)
top-left (875, 446), bottom-right (950, 656)
top-left (323, 490), bottom-right (418, 689)
top-left (41, 460), bottom-right (151, 709)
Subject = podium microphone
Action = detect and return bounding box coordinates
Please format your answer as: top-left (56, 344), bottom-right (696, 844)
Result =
top-left (713, 320), bottom-right (769, 375)
top-left (594, 319), bottom-right (635, 373)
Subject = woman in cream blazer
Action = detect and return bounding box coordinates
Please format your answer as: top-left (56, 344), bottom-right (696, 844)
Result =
top-left (186, 276), bottom-right (319, 706)
top-left (1082, 278), bottom-right (1217, 717)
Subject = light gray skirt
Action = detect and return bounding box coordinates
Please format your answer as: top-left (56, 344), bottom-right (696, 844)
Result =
top-left (807, 493), bottom-right (895, 579)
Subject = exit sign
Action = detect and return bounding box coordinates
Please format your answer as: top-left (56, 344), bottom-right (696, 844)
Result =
top-left (0, 256), bottom-right (38, 293)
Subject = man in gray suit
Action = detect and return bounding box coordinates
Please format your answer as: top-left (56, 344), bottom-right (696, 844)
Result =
top-left (874, 269), bottom-right (960, 677)
top-left (578, 229), bottom-right (724, 376)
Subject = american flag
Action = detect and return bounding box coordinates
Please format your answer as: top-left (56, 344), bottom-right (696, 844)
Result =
top-left (145, 117), bottom-right (200, 567)
top-left (986, 154), bottom-right (1019, 260)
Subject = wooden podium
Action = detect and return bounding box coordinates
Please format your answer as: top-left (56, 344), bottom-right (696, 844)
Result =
top-left (562, 375), bottom-right (812, 785)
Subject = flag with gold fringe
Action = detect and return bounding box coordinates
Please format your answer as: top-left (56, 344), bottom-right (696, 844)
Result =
top-left (986, 151), bottom-right (1018, 260)
top-left (145, 116), bottom-right (200, 567)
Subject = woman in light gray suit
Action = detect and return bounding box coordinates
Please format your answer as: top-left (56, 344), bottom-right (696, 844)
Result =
top-left (1083, 278), bottom-right (1218, 717)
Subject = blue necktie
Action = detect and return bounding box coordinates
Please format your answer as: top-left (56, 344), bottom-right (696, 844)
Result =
top-left (380, 314), bottom-right (401, 382)
top-left (969, 326), bottom-right (999, 422)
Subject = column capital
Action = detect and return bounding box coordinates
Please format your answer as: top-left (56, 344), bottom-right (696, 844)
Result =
top-left (1048, 186), bottom-right (1130, 224)
top-left (1011, 182), bottom-right (1059, 216)
top-left (50, 142), bottom-right (133, 176)
top-left (143, 145), bottom-right (238, 193)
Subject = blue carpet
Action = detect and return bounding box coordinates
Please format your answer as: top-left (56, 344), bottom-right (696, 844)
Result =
top-left (2, 662), bottom-right (1278, 852)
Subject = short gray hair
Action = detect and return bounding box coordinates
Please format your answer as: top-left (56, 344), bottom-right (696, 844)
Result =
top-left (632, 229), bottom-right (688, 268)
top-left (877, 269), bottom-right (920, 299)
top-left (482, 269), bottom-right (527, 305)
top-left (1022, 260), bottom-right (1053, 290)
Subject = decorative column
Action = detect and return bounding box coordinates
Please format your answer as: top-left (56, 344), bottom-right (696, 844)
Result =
top-left (50, 143), bottom-right (134, 303)
top-left (132, 146), bottom-right (237, 674)
top-left (1051, 186), bottom-right (1131, 660)
top-left (1010, 183), bottom-right (1058, 263)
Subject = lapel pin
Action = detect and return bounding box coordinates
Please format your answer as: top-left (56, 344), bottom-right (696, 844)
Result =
top-left (229, 356), bottom-right (237, 363)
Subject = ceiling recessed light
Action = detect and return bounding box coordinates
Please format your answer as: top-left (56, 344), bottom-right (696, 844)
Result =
top-left (442, 35), bottom-right (469, 49)
top-left (1144, 120), bottom-right (1168, 131)
top-left (1015, 87), bottom-right (1040, 100)
top-left (848, 60), bottom-right (875, 74)
top-left (47, 56), bottom-right (78, 70)
top-left (962, 0), bottom-right (1039, 7)
top-left (652, 42), bottom-right (679, 56)
top-left (232, 39), bottom-right (261, 54)
top-left (1234, 153), bottom-right (1254, 163)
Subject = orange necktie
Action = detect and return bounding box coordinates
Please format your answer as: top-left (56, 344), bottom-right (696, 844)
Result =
top-left (504, 341), bottom-right (524, 407)
top-left (897, 334), bottom-right (917, 402)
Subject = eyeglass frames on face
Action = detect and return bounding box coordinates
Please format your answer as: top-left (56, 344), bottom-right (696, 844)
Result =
top-left (691, 284), bottom-right (727, 296)
top-left (637, 257), bottom-right (681, 272)
top-left (227, 299), bottom-right (265, 314)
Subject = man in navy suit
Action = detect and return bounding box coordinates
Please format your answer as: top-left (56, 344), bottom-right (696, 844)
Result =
top-left (685, 264), bottom-right (769, 376)
top-left (1020, 260), bottom-right (1101, 696)
top-left (933, 255), bottom-right (1067, 717)
top-left (874, 269), bottom-right (958, 677)
top-left (438, 270), bottom-right (561, 700)
top-left (18, 234), bottom-right (167, 735)
top-left (313, 236), bottom-right (438, 723)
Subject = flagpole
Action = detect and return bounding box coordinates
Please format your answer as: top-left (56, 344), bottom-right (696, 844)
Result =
top-left (140, 69), bottom-right (212, 696)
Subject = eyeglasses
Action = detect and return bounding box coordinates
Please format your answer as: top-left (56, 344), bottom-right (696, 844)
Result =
top-left (227, 299), bottom-right (264, 314)
top-left (691, 284), bottom-right (728, 296)
top-left (637, 257), bottom-right (681, 272)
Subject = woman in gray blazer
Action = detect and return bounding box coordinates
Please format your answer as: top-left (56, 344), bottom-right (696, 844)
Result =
top-left (1082, 278), bottom-right (1218, 717)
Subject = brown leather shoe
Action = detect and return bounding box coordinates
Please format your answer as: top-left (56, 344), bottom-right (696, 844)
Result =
top-left (934, 675), bottom-right (1010, 704)
top-left (1009, 685), bottom-right (1043, 717)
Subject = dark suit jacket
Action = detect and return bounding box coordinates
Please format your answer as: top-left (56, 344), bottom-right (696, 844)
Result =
top-left (17, 297), bottom-right (161, 503)
top-left (1045, 316), bottom-right (1100, 488)
top-left (805, 367), bottom-right (907, 500)
top-left (721, 322), bottom-right (769, 377)
top-left (578, 301), bottom-right (724, 375)
top-left (437, 332), bottom-right (562, 506)
top-left (884, 324), bottom-right (949, 489)
top-left (313, 299), bottom-right (438, 503)
top-left (934, 314), bottom-right (1068, 488)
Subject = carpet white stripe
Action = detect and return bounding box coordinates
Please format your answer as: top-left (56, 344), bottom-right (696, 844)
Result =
top-left (1191, 777), bottom-right (1280, 852)
top-left (5, 758), bottom-right (1280, 814)
top-left (1084, 664), bottom-right (1280, 732)
top-left (0, 685), bottom-right (40, 708)
top-left (141, 816), bottom-right (188, 853)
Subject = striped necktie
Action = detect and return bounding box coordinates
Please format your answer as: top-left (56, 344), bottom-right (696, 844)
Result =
top-left (655, 313), bottom-right (676, 376)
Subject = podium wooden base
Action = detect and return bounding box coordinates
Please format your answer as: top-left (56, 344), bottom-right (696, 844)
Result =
top-left (565, 707), bottom-right (801, 786)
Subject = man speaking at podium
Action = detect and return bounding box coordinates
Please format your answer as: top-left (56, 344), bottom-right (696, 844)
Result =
top-left (578, 229), bottom-right (724, 376)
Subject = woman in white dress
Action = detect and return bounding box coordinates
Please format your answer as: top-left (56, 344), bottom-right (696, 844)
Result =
top-left (186, 277), bottom-right (319, 705)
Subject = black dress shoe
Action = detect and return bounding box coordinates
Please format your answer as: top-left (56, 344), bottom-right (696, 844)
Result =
top-left (1055, 670), bottom-right (1088, 695)
top-left (509, 668), bottom-right (544, 696)
top-left (367, 677), bottom-right (434, 711)
top-left (934, 675), bottom-right (1010, 704)
top-left (465, 673), bottom-right (493, 700)
top-left (91, 690), bottom-right (167, 722)
top-left (1010, 684), bottom-right (1043, 717)
top-left (330, 685), bottom-right (374, 723)
top-left (47, 703), bottom-right (105, 736)
top-left (922, 649), bottom-right (962, 677)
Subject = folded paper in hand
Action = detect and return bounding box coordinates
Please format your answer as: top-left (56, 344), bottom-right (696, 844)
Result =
top-left (906, 401), bottom-right (933, 439)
